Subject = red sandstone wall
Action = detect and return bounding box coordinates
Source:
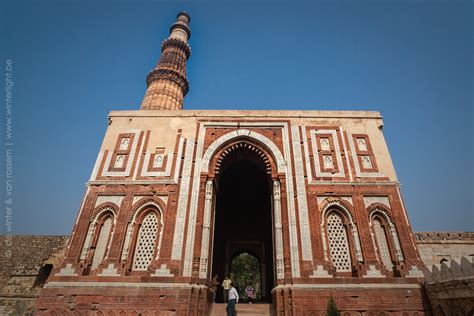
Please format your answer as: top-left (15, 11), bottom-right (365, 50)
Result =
top-left (35, 113), bottom-right (430, 314)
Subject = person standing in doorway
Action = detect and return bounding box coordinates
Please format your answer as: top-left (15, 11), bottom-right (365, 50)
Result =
top-left (222, 276), bottom-right (232, 302)
top-left (211, 274), bottom-right (219, 302)
top-left (245, 284), bottom-right (255, 304)
top-left (226, 282), bottom-right (239, 316)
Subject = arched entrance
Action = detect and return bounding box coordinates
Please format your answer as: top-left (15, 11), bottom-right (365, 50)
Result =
top-left (210, 140), bottom-right (275, 303)
top-left (230, 252), bottom-right (261, 302)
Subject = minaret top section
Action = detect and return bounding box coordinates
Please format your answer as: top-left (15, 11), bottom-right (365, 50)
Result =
top-left (140, 12), bottom-right (191, 110)
top-left (169, 12), bottom-right (191, 42)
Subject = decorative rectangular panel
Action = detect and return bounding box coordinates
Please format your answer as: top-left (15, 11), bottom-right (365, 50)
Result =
top-left (347, 133), bottom-right (385, 178)
top-left (137, 131), bottom-right (184, 181)
top-left (107, 133), bottom-right (135, 172)
top-left (304, 127), bottom-right (348, 180)
top-left (97, 130), bottom-right (142, 178)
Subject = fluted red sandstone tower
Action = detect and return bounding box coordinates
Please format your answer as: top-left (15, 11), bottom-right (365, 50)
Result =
top-left (141, 12), bottom-right (191, 110)
top-left (35, 12), bottom-right (430, 314)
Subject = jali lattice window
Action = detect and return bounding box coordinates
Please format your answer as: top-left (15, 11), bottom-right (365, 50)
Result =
top-left (327, 212), bottom-right (351, 272)
top-left (91, 217), bottom-right (113, 269)
top-left (132, 212), bottom-right (159, 271)
top-left (373, 218), bottom-right (393, 270)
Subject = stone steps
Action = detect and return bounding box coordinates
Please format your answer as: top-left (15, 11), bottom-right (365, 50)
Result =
top-left (210, 303), bottom-right (272, 316)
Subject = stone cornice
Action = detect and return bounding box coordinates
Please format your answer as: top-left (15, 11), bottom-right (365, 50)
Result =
top-left (415, 232), bottom-right (474, 242)
top-left (109, 110), bottom-right (383, 119)
top-left (161, 38), bottom-right (191, 59)
top-left (146, 68), bottom-right (189, 95)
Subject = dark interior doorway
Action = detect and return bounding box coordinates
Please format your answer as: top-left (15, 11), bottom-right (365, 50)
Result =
top-left (211, 144), bottom-right (274, 303)
top-left (33, 264), bottom-right (53, 287)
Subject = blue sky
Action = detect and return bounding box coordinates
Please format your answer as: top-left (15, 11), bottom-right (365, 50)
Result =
top-left (1, 0), bottom-right (472, 235)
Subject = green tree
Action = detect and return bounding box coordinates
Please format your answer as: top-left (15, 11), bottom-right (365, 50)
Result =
top-left (326, 295), bottom-right (340, 316)
top-left (230, 253), bottom-right (261, 300)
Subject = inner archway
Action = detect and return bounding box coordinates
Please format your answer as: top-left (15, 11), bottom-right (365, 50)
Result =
top-left (230, 252), bottom-right (261, 302)
top-left (211, 141), bottom-right (275, 303)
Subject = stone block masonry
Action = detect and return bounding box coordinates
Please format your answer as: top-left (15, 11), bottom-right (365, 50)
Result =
top-left (0, 235), bottom-right (68, 315)
top-left (415, 232), bottom-right (474, 266)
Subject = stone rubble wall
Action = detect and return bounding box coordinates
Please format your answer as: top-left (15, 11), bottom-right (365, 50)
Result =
top-left (0, 235), bottom-right (68, 315)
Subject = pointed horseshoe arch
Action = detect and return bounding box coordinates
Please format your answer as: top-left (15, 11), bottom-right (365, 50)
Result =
top-left (198, 129), bottom-right (288, 292)
top-left (319, 197), bottom-right (364, 263)
top-left (211, 140), bottom-right (274, 176)
top-left (201, 129), bottom-right (286, 176)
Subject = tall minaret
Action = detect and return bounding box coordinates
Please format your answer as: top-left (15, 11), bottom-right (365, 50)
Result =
top-left (141, 12), bottom-right (191, 110)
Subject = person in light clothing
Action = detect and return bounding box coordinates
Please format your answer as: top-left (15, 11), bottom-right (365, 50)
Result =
top-left (226, 282), bottom-right (239, 316)
top-left (222, 276), bottom-right (232, 302)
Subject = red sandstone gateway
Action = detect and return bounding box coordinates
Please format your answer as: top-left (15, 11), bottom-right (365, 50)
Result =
top-left (35, 12), bottom-right (430, 315)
